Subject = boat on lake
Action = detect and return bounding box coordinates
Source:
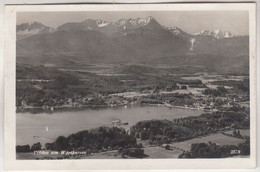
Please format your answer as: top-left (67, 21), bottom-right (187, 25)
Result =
top-left (112, 119), bottom-right (128, 125)
top-left (121, 121), bottom-right (128, 125)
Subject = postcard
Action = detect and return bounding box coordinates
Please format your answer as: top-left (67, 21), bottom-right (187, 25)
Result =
top-left (4, 3), bottom-right (256, 170)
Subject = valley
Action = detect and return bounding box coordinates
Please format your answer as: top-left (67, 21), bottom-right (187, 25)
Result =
top-left (16, 63), bottom-right (250, 159)
top-left (15, 15), bottom-right (250, 159)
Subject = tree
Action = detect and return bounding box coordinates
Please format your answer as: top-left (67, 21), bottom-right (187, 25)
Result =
top-left (134, 132), bottom-right (139, 138)
top-left (233, 130), bottom-right (237, 136)
top-left (238, 139), bottom-right (250, 155)
top-left (16, 145), bottom-right (30, 152)
top-left (181, 85), bottom-right (187, 89)
top-left (31, 142), bottom-right (42, 151)
top-left (103, 137), bottom-right (111, 148)
top-left (237, 130), bottom-right (241, 137)
top-left (53, 136), bottom-right (68, 151)
top-left (139, 131), bottom-right (147, 140)
top-left (45, 143), bottom-right (54, 150)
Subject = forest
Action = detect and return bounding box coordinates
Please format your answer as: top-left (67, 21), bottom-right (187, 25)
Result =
top-left (130, 111), bottom-right (249, 145)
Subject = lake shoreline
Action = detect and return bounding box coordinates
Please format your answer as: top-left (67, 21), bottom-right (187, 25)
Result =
top-left (16, 105), bottom-right (204, 146)
top-left (16, 102), bottom-right (204, 114)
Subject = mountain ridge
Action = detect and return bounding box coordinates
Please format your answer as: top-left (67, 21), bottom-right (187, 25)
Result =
top-left (17, 21), bottom-right (55, 40)
top-left (16, 17), bottom-right (249, 74)
top-left (17, 17), bottom-right (245, 39)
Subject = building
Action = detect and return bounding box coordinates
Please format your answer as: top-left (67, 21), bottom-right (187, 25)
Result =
top-left (162, 144), bottom-right (171, 150)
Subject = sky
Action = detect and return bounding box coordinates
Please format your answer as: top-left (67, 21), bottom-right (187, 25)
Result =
top-left (17, 11), bottom-right (249, 35)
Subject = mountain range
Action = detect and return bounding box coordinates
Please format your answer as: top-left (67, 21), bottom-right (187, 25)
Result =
top-left (16, 16), bottom-right (249, 74)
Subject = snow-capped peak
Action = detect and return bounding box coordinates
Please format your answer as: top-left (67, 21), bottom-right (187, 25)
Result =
top-left (118, 19), bottom-right (126, 26)
top-left (223, 31), bottom-right (234, 38)
top-left (126, 16), bottom-right (155, 26)
top-left (194, 29), bottom-right (234, 39)
top-left (164, 26), bottom-right (182, 35)
top-left (96, 20), bottom-right (110, 27)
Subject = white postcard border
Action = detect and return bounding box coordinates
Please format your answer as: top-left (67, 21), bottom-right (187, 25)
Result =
top-left (4, 3), bottom-right (256, 170)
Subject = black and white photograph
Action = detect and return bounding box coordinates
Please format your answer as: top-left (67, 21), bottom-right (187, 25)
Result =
top-left (3, 3), bottom-right (256, 170)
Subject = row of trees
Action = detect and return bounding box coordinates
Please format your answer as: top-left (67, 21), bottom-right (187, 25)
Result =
top-left (44, 126), bottom-right (143, 154)
top-left (16, 142), bottom-right (42, 152)
top-left (210, 79), bottom-right (249, 93)
top-left (130, 119), bottom-right (195, 145)
top-left (141, 93), bottom-right (197, 106)
top-left (173, 111), bottom-right (249, 133)
top-left (204, 86), bottom-right (228, 97)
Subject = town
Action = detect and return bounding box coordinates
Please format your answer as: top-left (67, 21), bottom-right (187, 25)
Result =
top-left (16, 64), bottom-right (249, 114)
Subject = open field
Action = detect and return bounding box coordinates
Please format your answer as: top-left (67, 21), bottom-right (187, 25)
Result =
top-left (224, 129), bottom-right (250, 137)
top-left (169, 133), bottom-right (245, 151)
top-left (160, 88), bottom-right (205, 96)
top-left (109, 91), bottom-right (149, 98)
top-left (142, 146), bottom-right (182, 159)
top-left (16, 152), bottom-right (62, 160)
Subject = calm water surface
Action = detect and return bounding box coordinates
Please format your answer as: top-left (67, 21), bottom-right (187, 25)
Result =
top-left (16, 105), bottom-right (202, 146)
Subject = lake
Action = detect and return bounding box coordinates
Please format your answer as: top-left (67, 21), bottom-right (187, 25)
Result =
top-left (16, 105), bottom-right (202, 146)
